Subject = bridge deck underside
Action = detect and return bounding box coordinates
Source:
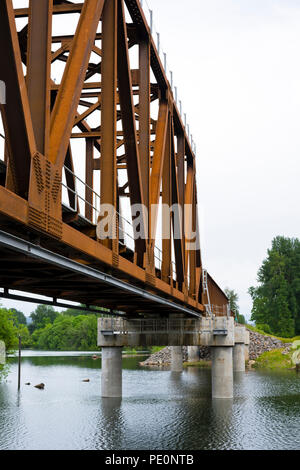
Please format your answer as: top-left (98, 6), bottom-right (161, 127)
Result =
top-left (0, 219), bottom-right (203, 318)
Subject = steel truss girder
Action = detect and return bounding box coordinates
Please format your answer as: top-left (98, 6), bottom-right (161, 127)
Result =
top-left (0, 0), bottom-right (223, 316)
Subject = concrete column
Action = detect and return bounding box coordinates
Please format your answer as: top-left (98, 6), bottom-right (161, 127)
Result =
top-left (245, 345), bottom-right (249, 362)
top-left (171, 346), bottom-right (183, 372)
top-left (101, 347), bottom-right (123, 398)
top-left (233, 325), bottom-right (246, 372)
top-left (244, 330), bottom-right (250, 362)
top-left (187, 346), bottom-right (199, 362)
top-left (211, 346), bottom-right (233, 399)
top-left (233, 343), bottom-right (245, 372)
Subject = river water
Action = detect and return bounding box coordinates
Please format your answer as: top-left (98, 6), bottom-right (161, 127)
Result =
top-left (0, 351), bottom-right (299, 450)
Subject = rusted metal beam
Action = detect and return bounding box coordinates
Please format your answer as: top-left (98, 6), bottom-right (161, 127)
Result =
top-left (14, 3), bottom-right (84, 18)
top-left (100, 0), bottom-right (118, 251)
top-left (0, 0), bottom-right (208, 315)
top-left (138, 36), bottom-right (151, 214)
top-left (85, 139), bottom-right (94, 221)
top-left (117, 0), bottom-right (146, 263)
top-left (149, 100), bottom-right (168, 248)
top-left (49, 0), bottom-right (105, 169)
top-left (161, 113), bottom-right (171, 284)
top-left (0, 0), bottom-right (37, 197)
top-left (171, 123), bottom-right (185, 285)
top-left (27, 0), bottom-right (52, 157)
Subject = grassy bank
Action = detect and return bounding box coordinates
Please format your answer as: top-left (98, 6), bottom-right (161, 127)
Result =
top-left (251, 348), bottom-right (294, 370)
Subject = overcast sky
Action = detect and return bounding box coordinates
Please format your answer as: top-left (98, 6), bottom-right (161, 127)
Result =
top-left (2, 0), bottom-right (300, 319)
top-left (145, 0), bottom-right (300, 321)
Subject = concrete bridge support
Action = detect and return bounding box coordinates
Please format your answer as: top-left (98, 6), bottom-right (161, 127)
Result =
top-left (171, 346), bottom-right (183, 371)
top-left (98, 316), bottom-right (236, 399)
top-left (244, 330), bottom-right (250, 362)
top-left (101, 347), bottom-right (123, 398)
top-left (187, 346), bottom-right (199, 362)
top-left (211, 346), bottom-right (233, 399)
top-left (233, 326), bottom-right (246, 373)
top-left (210, 317), bottom-right (234, 399)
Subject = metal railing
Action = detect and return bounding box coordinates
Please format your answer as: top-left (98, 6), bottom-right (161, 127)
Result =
top-left (61, 167), bottom-right (178, 281)
top-left (99, 317), bottom-right (203, 335)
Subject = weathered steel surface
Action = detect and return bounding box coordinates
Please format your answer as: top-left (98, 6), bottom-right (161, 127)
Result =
top-left (0, 0), bottom-right (228, 318)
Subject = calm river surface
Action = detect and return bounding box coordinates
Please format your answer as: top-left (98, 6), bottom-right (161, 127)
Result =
top-left (0, 351), bottom-right (299, 450)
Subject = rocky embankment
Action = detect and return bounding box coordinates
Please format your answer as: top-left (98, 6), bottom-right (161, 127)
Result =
top-left (140, 328), bottom-right (291, 366)
top-left (248, 330), bottom-right (291, 360)
top-left (140, 345), bottom-right (211, 366)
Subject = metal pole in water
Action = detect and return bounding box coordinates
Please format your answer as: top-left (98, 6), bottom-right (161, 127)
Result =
top-left (18, 335), bottom-right (21, 390)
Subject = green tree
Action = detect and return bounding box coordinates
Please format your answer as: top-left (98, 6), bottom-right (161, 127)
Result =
top-left (249, 236), bottom-right (300, 337)
top-left (236, 314), bottom-right (246, 325)
top-left (0, 308), bottom-right (18, 382)
top-left (29, 305), bottom-right (59, 334)
top-left (10, 308), bottom-right (27, 326)
top-left (0, 308), bottom-right (18, 352)
top-left (30, 314), bottom-right (99, 351)
top-left (224, 288), bottom-right (240, 319)
top-left (17, 324), bottom-right (32, 349)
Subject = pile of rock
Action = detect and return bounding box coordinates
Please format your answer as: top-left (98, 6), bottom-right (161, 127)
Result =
top-left (140, 345), bottom-right (211, 366)
top-left (248, 329), bottom-right (291, 360)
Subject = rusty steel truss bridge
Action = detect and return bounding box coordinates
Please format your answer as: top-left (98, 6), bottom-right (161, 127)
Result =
top-left (0, 0), bottom-right (230, 320)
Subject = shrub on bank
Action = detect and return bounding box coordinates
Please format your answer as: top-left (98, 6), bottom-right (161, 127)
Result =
top-left (253, 349), bottom-right (293, 370)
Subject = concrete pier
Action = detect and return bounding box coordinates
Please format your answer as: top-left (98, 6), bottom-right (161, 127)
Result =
top-left (171, 346), bottom-right (183, 372)
top-left (233, 326), bottom-right (246, 372)
top-left (187, 346), bottom-right (199, 362)
top-left (211, 346), bottom-right (233, 399)
top-left (244, 330), bottom-right (250, 362)
top-left (101, 347), bottom-right (123, 398)
top-left (233, 344), bottom-right (245, 372)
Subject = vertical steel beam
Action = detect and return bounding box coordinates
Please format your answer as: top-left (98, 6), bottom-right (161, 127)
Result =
top-left (171, 123), bottom-right (184, 285)
top-left (85, 139), bottom-right (94, 221)
top-left (100, 0), bottom-right (118, 250)
top-left (185, 161), bottom-right (195, 286)
top-left (117, 0), bottom-right (146, 263)
top-left (0, 0), bottom-right (36, 197)
top-left (161, 114), bottom-right (171, 284)
top-left (189, 180), bottom-right (197, 298)
top-left (64, 145), bottom-right (77, 211)
top-left (177, 133), bottom-right (185, 239)
top-left (139, 36), bottom-right (151, 227)
top-left (149, 100), bottom-right (168, 249)
top-left (27, 0), bottom-right (52, 157)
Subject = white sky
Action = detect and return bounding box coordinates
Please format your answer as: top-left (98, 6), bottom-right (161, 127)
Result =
top-left (2, 0), bottom-right (300, 320)
top-left (147, 0), bottom-right (300, 321)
